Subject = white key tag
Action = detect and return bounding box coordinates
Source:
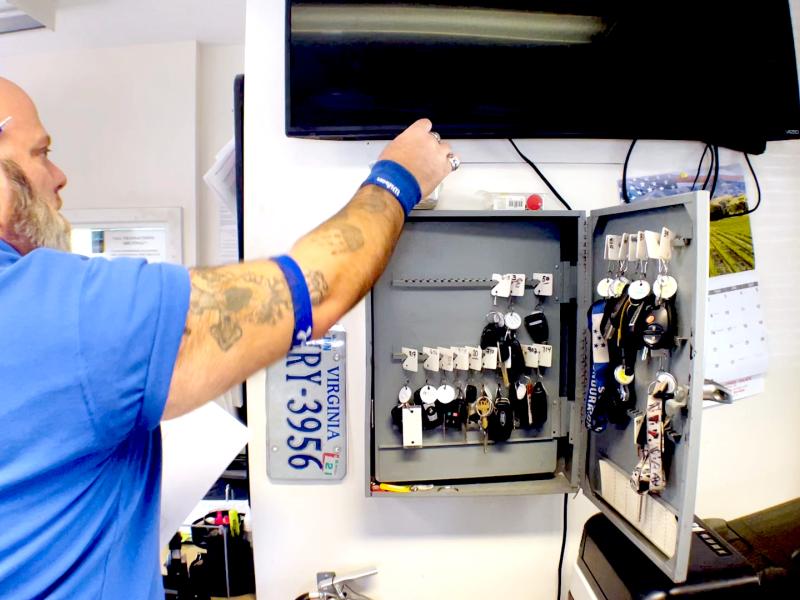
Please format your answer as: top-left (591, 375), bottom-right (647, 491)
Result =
top-left (618, 233), bottom-right (630, 262)
top-left (535, 344), bottom-right (553, 368)
top-left (398, 385), bottom-right (413, 405)
top-left (597, 234), bottom-right (616, 298)
top-left (533, 273), bottom-right (554, 296)
top-left (659, 227), bottom-right (674, 261)
top-left (515, 381), bottom-right (527, 400)
top-left (402, 407), bottom-right (423, 448)
top-left (504, 311), bottom-right (522, 330)
top-left (597, 277), bottom-right (614, 298)
top-left (628, 279), bottom-right (651, 301)
top-left (627, 233), bottom-right (639, 262)
top-left (491, 273), bottom-right (512, 301)
top-left (438, 347), bottom-right (454, 372)
top-left (482, 346), bottom-right (498, 370)
top-left (605, 234), bottom-right (622, 261)
top-left (437, 384), bottom-right (457, 404)
top-left (419, 383), bottom-right (438, 404)
top-left (635, 231), bottom-right (647, 260)
top-left (522, 344), bottom-right (540, 368)
top-left (653, 274), bottom-right (678, 300)
top-left (401, 347), bottom-right (419, 372)
top-left (644, 230), bottom-right (662, 259)
top-left (453, 346), bottom-right (470, 371)
top-left (611, 276), bottom-right (630, 297)
top-left (467, 346), bottom-right (483, 371)
top-left (509, 273), bottom-right (526, 297)
top-left (422, 347), bottom-right (440, 372)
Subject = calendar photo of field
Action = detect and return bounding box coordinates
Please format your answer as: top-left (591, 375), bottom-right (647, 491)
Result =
top-left (621, 163), bottom-right (756, 277)
top-left (709, 213), bottom-right (755, 276)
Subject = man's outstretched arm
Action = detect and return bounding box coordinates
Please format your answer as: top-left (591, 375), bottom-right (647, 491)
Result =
top-left (164, 119), bottom-right (455, 419)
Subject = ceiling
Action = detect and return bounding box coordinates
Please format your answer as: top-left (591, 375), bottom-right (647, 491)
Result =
top-left (0, 0), bottom-right (245, 56)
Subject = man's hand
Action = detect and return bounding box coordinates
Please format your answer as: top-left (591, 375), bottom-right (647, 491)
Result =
top-left (378, 119), bottom-right (456, 199)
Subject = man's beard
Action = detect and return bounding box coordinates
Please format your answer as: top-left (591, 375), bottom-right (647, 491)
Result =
top-left (1, 159), bottom-right (71, 252)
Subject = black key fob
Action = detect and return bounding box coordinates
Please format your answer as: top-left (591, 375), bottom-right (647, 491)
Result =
top-left (465, 384), bottom-right (478, 404)
top-left (422, 402), bottom-right (442, 430)
top-left (488, 398), bottom-right (514, 442)
top-left (443, 398), bottom-right (467, 429)
top-left (480, 322), bottom-right (504, 350)
top-left (643, 302), bottom-right (675, 349)
top-left (524, 310), bottom-right (549, 343)
top-left (530, 381), bottom-right (548, 428)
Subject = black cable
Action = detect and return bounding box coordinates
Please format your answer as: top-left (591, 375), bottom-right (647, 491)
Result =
top-left (691, 144), bottom-right (711, 191)
top-left (557, 493), bottom-right (568, 600)
top-left (701, 142), bottom-right (715, 190)
top-left (708, 145), bottom-right (720, 199)
top-left (739, 153), bottom-right (762, 215)
top-left (508, 139), bottom-right (573, 210)
top-left (621, 139), bottom-right (638, 203)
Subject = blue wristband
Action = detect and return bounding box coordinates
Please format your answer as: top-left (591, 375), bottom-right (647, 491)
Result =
top-left (361, 159), bottom-right (421, 217)
top-left (272, 255), bottom-right (313, 347)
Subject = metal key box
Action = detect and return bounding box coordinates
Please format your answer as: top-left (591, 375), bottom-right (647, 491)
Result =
top-left (366, 193), bottom-right (709, 582)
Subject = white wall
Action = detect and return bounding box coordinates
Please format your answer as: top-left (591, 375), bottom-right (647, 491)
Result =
top-left (1, 40), bottom-right (244, 267)
top-left (1, 42), bottom-right (199, 263)
top-left (244, 1), bottom-right (800, 598)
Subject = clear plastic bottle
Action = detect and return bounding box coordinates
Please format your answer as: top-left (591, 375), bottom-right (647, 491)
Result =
top-left (476, 190), bottom-right (545, 211)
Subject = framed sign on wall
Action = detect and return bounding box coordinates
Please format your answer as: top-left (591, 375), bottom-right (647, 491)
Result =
top-left (63, 207), bottom-right (183, 264)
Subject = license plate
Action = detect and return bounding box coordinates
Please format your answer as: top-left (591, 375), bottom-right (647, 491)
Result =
top-left (267, 326), bottom-right (347, 481)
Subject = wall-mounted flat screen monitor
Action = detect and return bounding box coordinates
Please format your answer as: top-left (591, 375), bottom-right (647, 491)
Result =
top-left (286, 1), bottom-right (800, 153)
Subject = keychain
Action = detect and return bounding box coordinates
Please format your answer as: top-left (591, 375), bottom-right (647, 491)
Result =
top-left (487, 385), bottom-right (514, 442)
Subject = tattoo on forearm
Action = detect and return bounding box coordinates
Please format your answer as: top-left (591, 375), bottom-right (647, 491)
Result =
top-left (189, 265), bottom-right (330, 352)
top-left (211, 315), bottom-right (242, 351)
top-left (354, 188), bottom-right (391, 214)
top-left (306, 270), bottom-right (328, 306)
top-left (316, 221), bottom-right (365, 254)
top-left (253, 277), bottom-right (291, 325)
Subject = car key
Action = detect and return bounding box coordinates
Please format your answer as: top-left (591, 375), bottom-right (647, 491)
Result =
top-left (475, 392), bottom-right (494, 453)
top-left (530, 377), bottom-right (548, 428)
top-left (513, 380), bottom-right (531, 428)
top-left (488, 387), bottom-right (514, 442)
top-left (641, 299), bottom-right (676, 359)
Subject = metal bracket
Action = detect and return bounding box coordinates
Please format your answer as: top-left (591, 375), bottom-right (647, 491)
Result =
top-left (665, 385), bottom-right (689, 418)
top-left (554, 261), bottom-right (578, 303)
top-left (316, 568), bottom-right (378, 600)
top-left (391, 276), bottom-right (541, 290)
top-left (702, 379), bottom-right (734, 404)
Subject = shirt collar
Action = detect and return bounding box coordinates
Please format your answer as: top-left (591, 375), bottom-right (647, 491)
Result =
top-left (0, 238), bottom-right (22, 267)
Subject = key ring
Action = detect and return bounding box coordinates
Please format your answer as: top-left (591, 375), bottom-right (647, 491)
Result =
top-left (486, 311), bottom-right (505, 326)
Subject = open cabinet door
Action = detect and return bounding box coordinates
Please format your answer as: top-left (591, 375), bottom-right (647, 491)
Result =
top-left (581, 193), bottom-right (710, 582)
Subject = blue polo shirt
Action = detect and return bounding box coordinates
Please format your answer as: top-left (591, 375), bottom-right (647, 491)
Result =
top-left (0, 240), bottom-right (190, 599)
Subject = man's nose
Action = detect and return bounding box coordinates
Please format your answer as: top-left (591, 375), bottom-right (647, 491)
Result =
top-left (52, 163), bottom-right (67, 209)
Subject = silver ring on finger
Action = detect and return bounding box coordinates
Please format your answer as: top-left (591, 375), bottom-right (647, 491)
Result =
top-left (447, 152), bottom-right (461, 171)
top-left (430, 131), bottom-right (442, 143)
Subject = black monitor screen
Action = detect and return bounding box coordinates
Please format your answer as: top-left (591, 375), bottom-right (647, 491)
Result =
top-left (286, 1), bottom-right (800, 153)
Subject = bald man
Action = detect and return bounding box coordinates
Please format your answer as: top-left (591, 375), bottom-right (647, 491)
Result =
top-left (0, 78), bottom-right (458, 599)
